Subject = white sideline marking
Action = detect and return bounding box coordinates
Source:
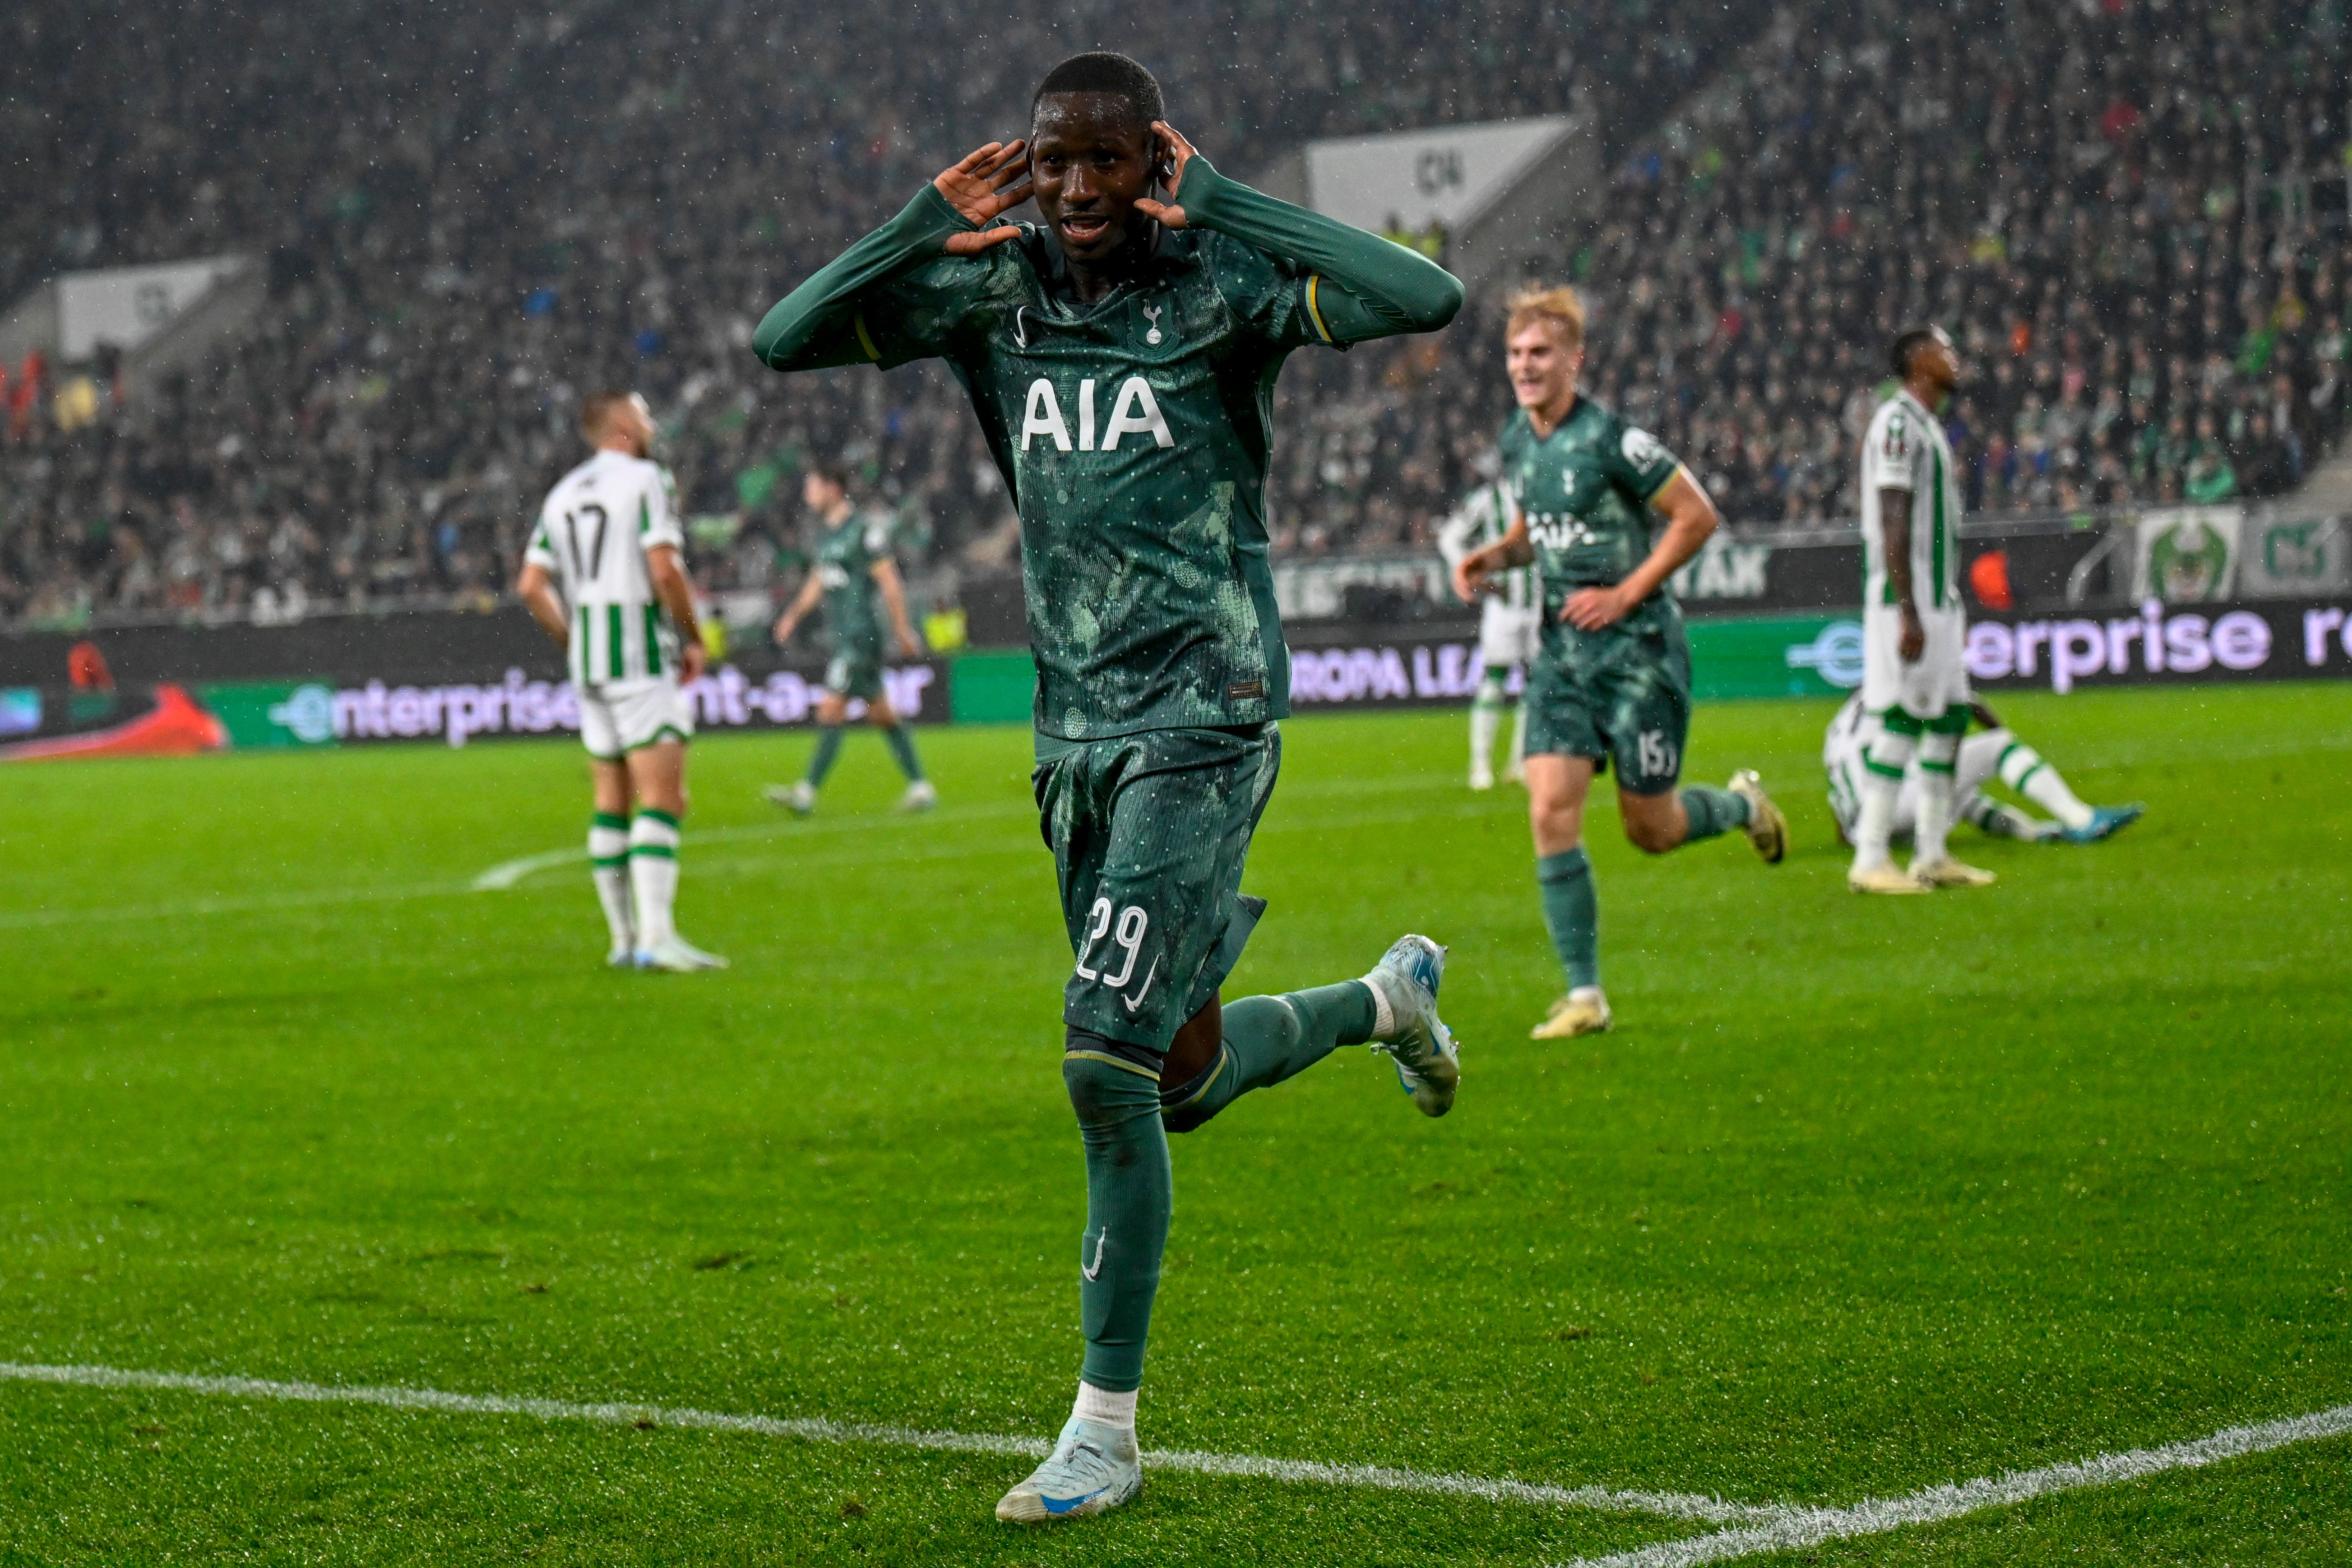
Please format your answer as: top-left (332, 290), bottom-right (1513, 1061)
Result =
top-left (1557, 1402), bottom-right (2352, 1568)
top-left (467, 771), bottom-right (1466, 892)
top-left (0, 1361), bottom-right (1772, 1526)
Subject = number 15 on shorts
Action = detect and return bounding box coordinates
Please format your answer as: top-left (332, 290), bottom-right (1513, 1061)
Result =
top-left (1638, 728), bottom-right (1678, 782)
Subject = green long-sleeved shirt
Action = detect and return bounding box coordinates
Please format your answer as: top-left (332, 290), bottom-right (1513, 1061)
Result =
top-left (753, 157), bottom-right (1463, 739)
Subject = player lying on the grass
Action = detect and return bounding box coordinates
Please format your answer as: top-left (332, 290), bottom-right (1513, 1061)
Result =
top-left (1436, 467), bottom-right (1537, 791)
top-left (1454, 286), bottom-right (1786, 1042)
top-left (1848, 325), bottom-right (1996, 895)
top-left (762, 461), bottom-right (935, 816)
top-left (516, 391), bottom-right (726, 973)
top-left (1824, 694), bottom-right (2144, 847)
top-left (753, 51), bottom-right (1465, 1525)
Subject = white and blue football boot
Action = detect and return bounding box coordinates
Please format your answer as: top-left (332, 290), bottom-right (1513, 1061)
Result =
top-left (1363, 934), bottom-right (1460, 1118)
top-left (634, 933), bottom-right (729, 972)
top-left (994, 1415), bottom-right (1143, 1523)
top-left (2061, 803), bottom-right (2144, 844)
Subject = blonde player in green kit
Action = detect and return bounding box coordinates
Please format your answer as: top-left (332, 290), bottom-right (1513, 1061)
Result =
top-left (1455, 287), bottom-right (1785, 1040)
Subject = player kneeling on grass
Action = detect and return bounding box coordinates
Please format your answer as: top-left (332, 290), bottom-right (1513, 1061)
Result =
top-left (1825, 695), bottom-right (2144, 848)
top-left (762, 461), bottom-right (935, 816)
top-left (516, 390), bottom-right (726, 973)
top-left (753, 51), bottom-right (1465, 1525)
top-left (1454, 287), bottom-right (1786, 1042)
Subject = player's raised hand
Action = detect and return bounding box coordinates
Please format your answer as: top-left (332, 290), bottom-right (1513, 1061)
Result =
top-left (935, 140), bottom-right (1032, 254)
top-left (1134, 121), bottom-right (1198, 229)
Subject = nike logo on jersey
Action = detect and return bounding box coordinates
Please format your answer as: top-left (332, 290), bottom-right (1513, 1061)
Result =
top-left (1119, 957), bottom-right (1161, 1013)
top-left (1081, 1229), bottom-right (1108, 1282)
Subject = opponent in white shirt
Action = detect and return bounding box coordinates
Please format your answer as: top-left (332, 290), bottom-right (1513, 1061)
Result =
top-left (1436, 476), bottom-right (1538, 789)
top-left (1824, 694), bottom-right (2144, 848)
top-left (1849, 326), bottom-right (1995, 893)
top-left (517, 391), bottom-right (725, 972)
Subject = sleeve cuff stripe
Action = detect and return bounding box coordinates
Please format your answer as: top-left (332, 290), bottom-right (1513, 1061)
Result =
top-left (853, 313), bottom-right (880, 362)
top-left (1306, 275), bottom-right (1335, 344)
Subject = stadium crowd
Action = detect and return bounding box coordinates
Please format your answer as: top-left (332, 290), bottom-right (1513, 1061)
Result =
top-left (0, 0), bottom-right (2345, 629)
top-left (1545, 0), bottom-right (2352, 526)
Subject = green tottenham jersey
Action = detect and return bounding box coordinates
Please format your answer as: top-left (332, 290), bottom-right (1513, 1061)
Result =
top-left (753, 162), bottom-right (1463, 740)
top-left (1498, 396), bottom-right (1685, 641)
top-left (815, 510), bottom-right (891, 654)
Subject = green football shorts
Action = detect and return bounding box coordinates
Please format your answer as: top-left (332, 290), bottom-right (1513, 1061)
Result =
top-left (823, 642), bottom-right (886, 703)
top-left (1031, 723), bottom-right (1278, 1054)
top-left (1523, 616), bottom-right (1694, 795)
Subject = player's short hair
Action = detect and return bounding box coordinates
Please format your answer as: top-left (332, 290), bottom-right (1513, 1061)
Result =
top-left (1505, 285), bottom-right (1586, 352)
top-left (1031, 51), bottom-right (1164, 132)
top-left (1889, 325), bottom-right (1951, 379)
top-left (579, 390), bottom-right (638, 442)
top-left (802, 458), bottom-right (852, 490)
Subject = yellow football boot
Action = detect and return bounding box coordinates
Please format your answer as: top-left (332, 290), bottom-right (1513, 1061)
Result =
top-left (1531, 987), bottom-right (1612, 1039)
top-left (1912, 857), bottom-right (1997, 888)
top-left (1849, 863), bottom-right (1930, 894)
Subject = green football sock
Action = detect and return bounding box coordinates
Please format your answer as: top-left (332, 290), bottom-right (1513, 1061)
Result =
top-left (1537, 847), bottom-right (1600, 990)
top-left (882, 722), bottom-right (924, 782)
top-left (806, 724), bottom-right (845, 787)
top-left (1160, 982), bottom-right (1375, 1133)
top-left (1062, 1051), bottom-right (1172, 1394)
top-left (1676, 784), bottom-right (1751, 843)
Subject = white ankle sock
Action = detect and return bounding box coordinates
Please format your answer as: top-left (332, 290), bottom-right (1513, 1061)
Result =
top-left (1073, 1380), bottom-right (1137, 1430)
top-left (1362, 975), bottom-right (1397, 1041)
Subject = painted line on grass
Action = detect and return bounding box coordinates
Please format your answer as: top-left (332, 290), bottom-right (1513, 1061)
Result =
top-left (1557, 1401), bottom-right (2352, 1568)
top-left (0, 1361), bottom-right (1775, 1526)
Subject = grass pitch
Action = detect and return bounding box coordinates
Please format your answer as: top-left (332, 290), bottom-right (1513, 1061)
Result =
top-left (2, 685), bottom-right (2347, 1565)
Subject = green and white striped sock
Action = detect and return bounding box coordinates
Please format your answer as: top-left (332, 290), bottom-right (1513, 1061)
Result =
top-left (628, 809), bottom-right (681, 949)
top-left (1995, 735), bottom-right (2094, 831)
top-left (589, 812), bottom-right (633, 954)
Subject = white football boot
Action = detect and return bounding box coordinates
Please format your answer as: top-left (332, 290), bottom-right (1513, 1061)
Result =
top-left (1363, 934), bottom-right (1460, 1117)
top-left (764, 781), bottom-right (817, 816)
top-left (994, 1415), bottom-right (1143, 1522)
top-left (635, 934), bottom-right (729, 972)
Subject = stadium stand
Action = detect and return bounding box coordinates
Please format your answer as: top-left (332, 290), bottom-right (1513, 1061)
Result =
top-left (0, 0), bottom-right (2344, 629)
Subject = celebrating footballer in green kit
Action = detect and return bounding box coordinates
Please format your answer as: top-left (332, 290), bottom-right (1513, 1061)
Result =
top-left (1455, 287), bottom-right (1787, 1042)
top-left (752, 52), bottom-right (1466, 1524)
top-left (764, 460), bottom-right (934, 816)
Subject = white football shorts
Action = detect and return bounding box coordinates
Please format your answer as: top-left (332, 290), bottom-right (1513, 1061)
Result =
top-left (1479, 601), bottom-right (1542, 674)
top-left (1829, 721), bottom-right (2009, 840)
top-left (1861, 602), bottom-right (1971, 720)
top-left (578, 677), bottom-right (694, 760)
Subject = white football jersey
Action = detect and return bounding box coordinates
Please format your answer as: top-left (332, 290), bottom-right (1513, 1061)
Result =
top-left (526, 450), bottom-right (686, 687)
top-left (1859, 389), bottom-right (1963, 614)
top-left (1822, 693), bottom-right (1872, 832)
top-left (1436, 481), bottom-right (1535, 612)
